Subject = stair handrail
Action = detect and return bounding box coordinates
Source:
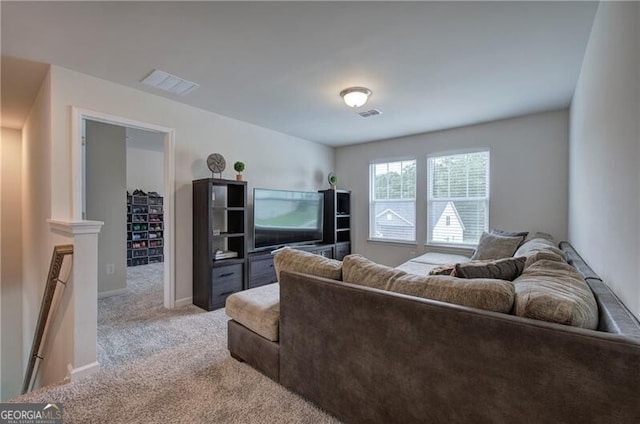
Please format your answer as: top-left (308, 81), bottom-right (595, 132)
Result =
top-left (22, 244), bottom-right (74, 394)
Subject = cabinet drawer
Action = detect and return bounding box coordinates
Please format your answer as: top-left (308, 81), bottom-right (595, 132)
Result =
top-left (212, 264), bottom-right (243, 301)
top-left (212, 264), bottom-right (243, 282)
top-left (315, 247), bottom-right (334, 259)
top-left (335, 243), bottom-right (350, 261)
top-left (249, 256), bottom-right (275, 275)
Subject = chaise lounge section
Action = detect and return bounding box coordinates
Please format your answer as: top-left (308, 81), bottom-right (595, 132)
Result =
top-left (226, 241), bottom-right (640, 423)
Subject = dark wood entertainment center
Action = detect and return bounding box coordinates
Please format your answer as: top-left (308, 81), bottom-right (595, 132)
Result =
top-left (193, 179), bottom-right (350, 310)
top-left (247, 188), bottom-right (351, 289)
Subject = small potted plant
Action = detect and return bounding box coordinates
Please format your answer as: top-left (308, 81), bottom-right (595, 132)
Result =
top-left (328, 172), bottom-right (337, 190)
top-left (234, 161), bottom-right (245, 181)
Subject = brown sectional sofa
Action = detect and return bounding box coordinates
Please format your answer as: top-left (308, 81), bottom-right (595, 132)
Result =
top-left (227, 242), bottom-right (640, 423)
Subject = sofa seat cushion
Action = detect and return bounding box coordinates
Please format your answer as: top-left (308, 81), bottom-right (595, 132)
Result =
top-left (395, 252), bottom-right (471, 275)
top-left (409, 252), bottom-right (472, 265)
top-left (225, 283), bottom-right (280, 341)
top-left (273, 247), bottom-right (342, 282)
top-left (387, 274), bottom-right (515, 313)
top-left (512, 260), bottom-right (598, 329)
top-left (343, 254), bottom-right (406, 290)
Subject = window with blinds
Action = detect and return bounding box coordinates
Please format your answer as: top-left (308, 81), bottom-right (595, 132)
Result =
top-left (369, 159), bottom-right (416, 242)
top-left (427, 151), bottom-right (489, 246)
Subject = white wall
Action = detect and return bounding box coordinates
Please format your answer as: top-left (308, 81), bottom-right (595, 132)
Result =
top-left (569, 2), bottom-right (640, 319)
top-left (20, 70), bottom-right (77, 390)
top-left (14, 64), bottom-right (333, 390)
top-left (126, 146), bottom-right (163, 194)
top-left (126, 127), bottom-right (164, 195)
top-left (48, 65), bottom-right (334, 301)
top-left (86, 121), bottom-right (127, 294)
top-left (337, 110), bottom-right (569, 266)
top-left (1, 128), bottom-right (23, 400)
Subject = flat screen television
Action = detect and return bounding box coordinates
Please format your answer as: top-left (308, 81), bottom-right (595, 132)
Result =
top-left (253, 188), bottom-right (324, 250)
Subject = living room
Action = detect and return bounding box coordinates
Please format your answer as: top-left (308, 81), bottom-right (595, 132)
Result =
top-left (1, 1), bottom-right (639, 422)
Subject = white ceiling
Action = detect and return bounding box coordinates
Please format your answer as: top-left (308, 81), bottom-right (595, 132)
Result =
top-left (1, 1), bottom-right (598, 146)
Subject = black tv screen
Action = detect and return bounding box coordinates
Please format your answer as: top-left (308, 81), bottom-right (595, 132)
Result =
top-left (253, 188), bottom-right (324, 250)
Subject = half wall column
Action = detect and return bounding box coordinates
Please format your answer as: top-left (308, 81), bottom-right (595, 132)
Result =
top-left (48, 219), bottom-right (103, 382)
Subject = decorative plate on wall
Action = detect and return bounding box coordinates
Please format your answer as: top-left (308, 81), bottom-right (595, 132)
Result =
top-left (207, 153), bottom-right (226, 178)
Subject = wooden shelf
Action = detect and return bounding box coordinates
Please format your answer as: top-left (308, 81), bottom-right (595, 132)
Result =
top-left (319, 188), bottom-right (351, 261)
top-left (212, 257), bottom-right (245, 268)
top-left (213, 232), bottom-right (245, 238)
top-left (193, 178), bottom-right (248, 311)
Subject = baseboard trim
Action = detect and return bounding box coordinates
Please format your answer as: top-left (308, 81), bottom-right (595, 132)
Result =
top-left (98, 288), bottom-right (128, 298)
top-left (174, 297), bottom-right (193, 308)
top-left (68, 361), bottom-right (100, 382)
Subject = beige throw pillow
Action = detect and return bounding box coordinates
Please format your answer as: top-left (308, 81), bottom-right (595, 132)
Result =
top-left (273, 247), bottom-right (342, 281)
top-left (470, 231), bottom-right (525, 260)
top-left (342, 254), bottom-right (406, 290)
top-left (453, 257), bottom-right (526, 281)
top-left (387, 274), bottom-right (515, 313)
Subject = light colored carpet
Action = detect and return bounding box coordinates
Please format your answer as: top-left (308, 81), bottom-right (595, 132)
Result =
top-left (97, 263), bottom-right (203, 369)
top-left (14, 263), bottom-right (339, 423)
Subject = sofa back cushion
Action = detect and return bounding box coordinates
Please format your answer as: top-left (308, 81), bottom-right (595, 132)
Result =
top-left (515, 238), bottom-right (567, 262)
top-left (273, 247), bottom-right (342, 282)
top-left (512, 259), bottom-right (598, 329)
top-left (387, 274), bottom-right (515, 313)
top-left (343, 254), bottom-right (406, 290)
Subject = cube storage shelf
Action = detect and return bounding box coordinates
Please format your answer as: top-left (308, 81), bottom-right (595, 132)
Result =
top-left (320, 188), bottom-right (352, 257)
top-left (192, 178), bottom-right (248, 311)
top-left (127, 191), bottom-right (164, 267)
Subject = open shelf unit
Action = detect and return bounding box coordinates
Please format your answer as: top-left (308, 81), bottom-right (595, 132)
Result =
top-left (320, 188), bottom-right (351, 260)
top-left (127, 191), bottom-right (164, 266)
top-left (192, 178), bottom-right (247, 311)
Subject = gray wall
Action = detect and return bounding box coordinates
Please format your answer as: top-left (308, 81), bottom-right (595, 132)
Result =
top-left (336, 110), bottom-right (569, 267)
top-left (126, 128), bottom-right (164, 195)
top-left (569, 2), bottom-right (640, 319)
top-left (1, 127), bottom-right (23, 400)
top-left (86, 121), bottom-right (127, 294)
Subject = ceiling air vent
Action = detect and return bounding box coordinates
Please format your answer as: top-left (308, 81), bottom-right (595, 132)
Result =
top-left (140, 69), bottom-right (199, 96)
top-left (358, 109), bottom-right (382, 118)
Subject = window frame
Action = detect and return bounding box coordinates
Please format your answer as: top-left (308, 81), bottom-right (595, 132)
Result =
top-left (426, 149), bottom-right (490, 248)
top-left (368, 158), bottom-right (418, 244)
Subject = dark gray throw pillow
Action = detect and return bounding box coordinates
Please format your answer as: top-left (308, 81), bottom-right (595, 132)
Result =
top-left (453, 257), bottom-right (526, 281)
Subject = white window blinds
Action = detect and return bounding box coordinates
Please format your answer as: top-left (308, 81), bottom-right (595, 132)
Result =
top-left (369, 160), bottom-right (416, 242)
top-left (427, 151), bottom-right (489, 246)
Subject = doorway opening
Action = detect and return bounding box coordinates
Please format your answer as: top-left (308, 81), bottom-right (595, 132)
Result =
top-left (84, 121), bottom-right (167, 295)
top-left (72, 107), bottom-right (175, 310)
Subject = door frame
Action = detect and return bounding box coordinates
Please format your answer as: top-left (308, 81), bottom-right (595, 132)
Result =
top-left (71, 107), bottom-right (176, 308)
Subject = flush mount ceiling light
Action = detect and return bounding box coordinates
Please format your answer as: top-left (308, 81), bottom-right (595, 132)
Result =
top-left (340, 87), bottom-right (372, 108)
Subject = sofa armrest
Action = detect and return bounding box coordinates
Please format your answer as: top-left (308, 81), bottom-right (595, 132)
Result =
top-left (279, 270), bottom-right (640, 424)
